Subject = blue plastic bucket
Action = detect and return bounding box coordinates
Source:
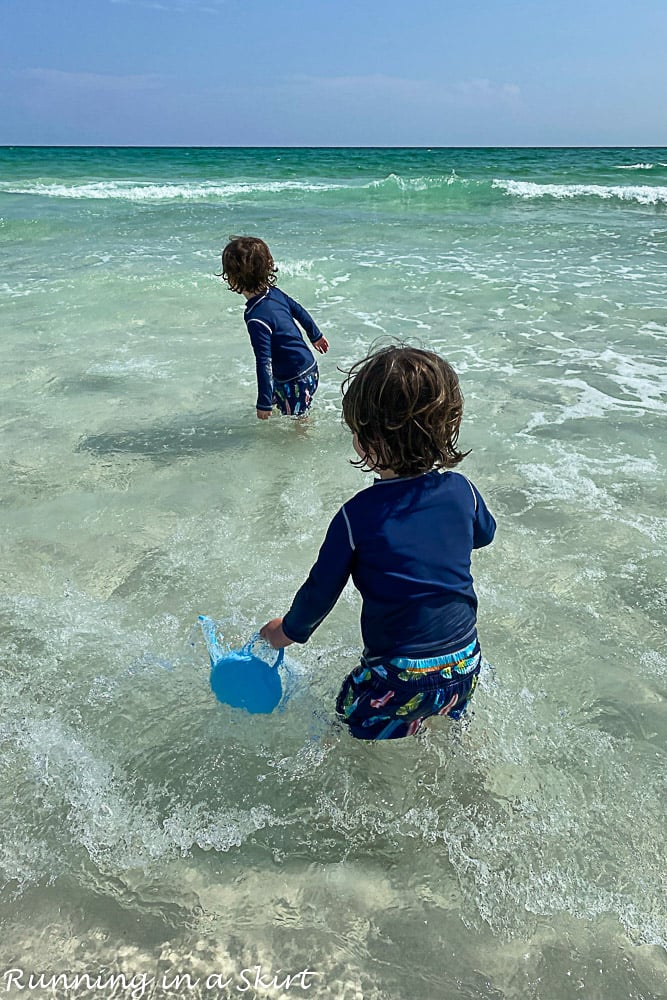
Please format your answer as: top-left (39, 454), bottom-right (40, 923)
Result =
top-left (199, 616), bottom-right (284, 714)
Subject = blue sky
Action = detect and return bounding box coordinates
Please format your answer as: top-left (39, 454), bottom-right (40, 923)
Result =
top-left (1, 0), bottom-right (666, 146)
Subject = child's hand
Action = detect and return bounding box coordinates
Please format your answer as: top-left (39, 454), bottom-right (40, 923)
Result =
top-left (260, 617), bottom-right (294, 649)
top-left (313, 336), bottom-right (329, 354)
top-left (256, 409), bottom-right (271, 420)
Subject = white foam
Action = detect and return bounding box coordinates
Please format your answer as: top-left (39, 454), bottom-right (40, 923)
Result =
top-left (0, 179), bottom-right (350, 201)
top-left (517, 461), bottom-right (608, 507)
top-left (640, 321), bottom-right (667, 339)
top-left (368, 171), bottom-right (467, 192)
top-left (598, 348), bottom-right (667, 407)
top-left (522, 370), bottom-right (667, 435)
top-left (639, 649), bottom-right (666, 678)
top-left (492, 179), bottom-right (667, 206)
top-left (276, 258), bottom-right (315, 278)
top-left (0, 283), bottom-right (32, 298)
top-left (564, 347), bottom-right (667, 408)
top-left (161, 803), bottom-right (284, 855)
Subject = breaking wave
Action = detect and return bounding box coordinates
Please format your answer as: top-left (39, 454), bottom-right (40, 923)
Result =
top-left (2, 172), bottom-right (666, 208)
top-left (491, 178), bottom-right (667, 206)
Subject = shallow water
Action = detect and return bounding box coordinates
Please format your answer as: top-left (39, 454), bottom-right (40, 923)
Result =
top-left (1, 147), bottom-right (666, 999)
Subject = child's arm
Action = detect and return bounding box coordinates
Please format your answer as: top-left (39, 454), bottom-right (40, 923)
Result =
top-left (246, 318), bottom-right (274, 416)
top-left (260, 508), bottom-right (354, 648)
top-left (472, 485), bottom-right (496, 549)
top-left (458, 474), bottom-right (496, 548)
top-left (282, 292), bottom-right (329, 352)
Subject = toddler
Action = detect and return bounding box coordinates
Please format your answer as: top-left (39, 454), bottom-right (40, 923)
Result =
top-left (221, 236), bottom-right (328, 418)
top-left (260, 345), bottom-right (496, 740)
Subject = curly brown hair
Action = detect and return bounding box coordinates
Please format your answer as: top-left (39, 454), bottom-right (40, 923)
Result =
top-left (220, 236), bottom-right (278, 294)
top-left (341, 345), bottom-right (470, 477)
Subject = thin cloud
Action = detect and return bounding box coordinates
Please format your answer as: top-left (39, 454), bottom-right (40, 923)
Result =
top-left (109, 0), bottom-right (225, 12)
top-left (454, 79), bottom-right (521, 104)
top-left (284, 73), bottom-right (520, 107)
top-left (20, 68), bottom-right (164, 93)
top-left (285, 74), bottom-right (429, 100)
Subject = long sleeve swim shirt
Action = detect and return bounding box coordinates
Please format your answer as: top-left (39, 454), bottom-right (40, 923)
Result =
top-left (282, 470), bottom-right (496, 661)
top-left (244, 287), bottom-right (323, 411)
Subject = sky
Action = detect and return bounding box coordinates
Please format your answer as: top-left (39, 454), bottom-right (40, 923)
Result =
top-left (1, 0), bottom-right (666, 146)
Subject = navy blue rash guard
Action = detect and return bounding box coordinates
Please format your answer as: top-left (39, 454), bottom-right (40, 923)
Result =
top-left (282, 470), bottom-right (496, 661)
top-left (244, 287), bottom-right (324, 411)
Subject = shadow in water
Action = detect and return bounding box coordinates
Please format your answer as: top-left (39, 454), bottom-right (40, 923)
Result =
top-left (46, 374), bottom-right (126, 395)
top-left (77, 411), bottom-right (252, 464)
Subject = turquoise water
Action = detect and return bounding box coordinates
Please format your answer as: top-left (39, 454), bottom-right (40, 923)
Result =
top-left (1, 147), bottom-right (665, 999)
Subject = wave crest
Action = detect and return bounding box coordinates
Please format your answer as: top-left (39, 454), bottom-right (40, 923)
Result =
top-left (616, 162), bottom-right (667, 170)
top-left (367, 171), bottom-right (465, 192)
top-left (3, 172), bottom-right (666, 208)
top-left (0, 178), bottom-right (348, 201)
top-left (492, 178), bottom-right (667, 206)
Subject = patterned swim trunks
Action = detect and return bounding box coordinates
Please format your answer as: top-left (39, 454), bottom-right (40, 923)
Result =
top-left (335, 638), bottom-right (482, 741)
top-left (273, 365), bottom-right (319, 417)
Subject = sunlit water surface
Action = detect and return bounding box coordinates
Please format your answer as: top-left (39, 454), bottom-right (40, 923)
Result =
top-left (1, 147), bottom-right (665, 999)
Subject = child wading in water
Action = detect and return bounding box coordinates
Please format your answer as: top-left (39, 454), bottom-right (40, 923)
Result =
top-left (221, 236), bottom-right (329, 419)
top-left (261, 345), bottom-right (496, 740)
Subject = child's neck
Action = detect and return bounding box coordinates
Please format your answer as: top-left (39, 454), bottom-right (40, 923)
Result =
top-left (242, 287), bottom-right (268, 300)
top-left (377, 467), bottom-right (434, 480)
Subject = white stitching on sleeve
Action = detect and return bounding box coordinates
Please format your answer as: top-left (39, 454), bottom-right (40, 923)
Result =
top-left (247, 318), bottom-right (273, 334)
top-left (341, 506), bottom-right (355, 550)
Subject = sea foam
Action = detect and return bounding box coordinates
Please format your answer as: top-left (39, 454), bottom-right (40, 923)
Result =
top-left (492, 179), bottom-right (667, 206)
top-left (0, 179), bottom-right (349, 201)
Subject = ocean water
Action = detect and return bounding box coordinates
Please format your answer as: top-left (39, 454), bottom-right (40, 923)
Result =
top-left (0, 146), bottom-right (665, 1000)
